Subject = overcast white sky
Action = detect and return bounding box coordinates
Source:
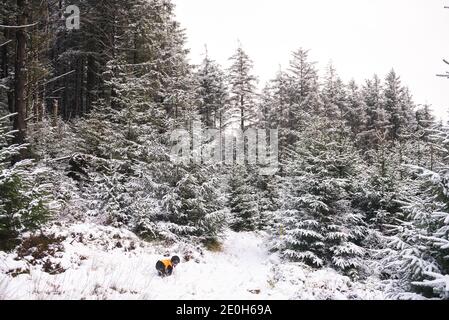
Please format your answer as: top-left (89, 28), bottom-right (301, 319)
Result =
top-left (174, 0), bottom-right (449, 120)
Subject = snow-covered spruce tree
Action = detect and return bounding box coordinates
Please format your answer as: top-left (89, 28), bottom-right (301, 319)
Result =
top-left (352, 144), bottom-right (410, 282)
top-left (321, 63), bottom-right (348, 121)
top-left (415, 104), bottom-right (436, 134)
top-left (355, 138), bottom-right (405, 233)
top-left (285, 48), bottom-right (321, 136)
top-left (24, 114), bottom-right (94, 223)
top-left (228, 165), bottom-right (260, 232)
top-left (258, 70), bottom-right (294, 167)
top-left (152, 113), bottom-right (228, 243)
top-left (359, 74), bottom-right (388, 149)
top-left (160, 158), bottom-right (227, 242)
top-left (287, 48), bottom-right (322, 120)
top-left (255, 172), bottom-right (281, 231)
top-left (346, 80), bottom-right (368, 143)
top-left (352, 122), bottom-right (426, 285)
top-left (273, 49), bottom-right (322, 158)
top-left (384, 126), bottom-right (449, 299)
top-left (273, 116), bottom-right (366, 274)
top-left (196, 50), bottom-right (229, 129)
top-left (413, 104), bottom-right (440, 170)
top-left (27, 115), bottom-right (75, 161)
top-left (258, 70), bottom-right (288, 130)
top-left (387, 174), bottom-right (445, 298)
top-left (227, 46), bottom-right (258, 131)
top-left (72, 106), bottom-right (162, 230)
top-left (62, 0), bottom-right (221, 241)
top-left (67, 92), bottom-right (154, 226)
top-left (73, 83), bottom-right (225, 243)
top-left (259, 50), bottom-right (322, 163)
top-left (0, 115), bottom-right (52, 250)
top-left (383, 70), bottom-right (416, 142)
top-left (353, 72), bottom-right (420, 238)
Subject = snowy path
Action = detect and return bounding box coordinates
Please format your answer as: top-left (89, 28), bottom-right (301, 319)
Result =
top-left (0, 226), bottom-right (279, 299)
top-left (0, 224), bottom-right (385, 300)
top-left (148, 231), bottom-right (276, 300)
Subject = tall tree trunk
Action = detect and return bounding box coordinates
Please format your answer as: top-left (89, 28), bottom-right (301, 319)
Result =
top-left (13, 0), bottom-right (28, 161)
top-left (74, 57), bottom-right (81, 117)
top-left (2, 14), bottom-right (14, 114)
top-left (240, 95), bottom-right (244, 131)
top-left (133, 32), bottom-right (138, 64)
top-left (63, 64), bottom-right (69, 118)
top-left (86, 54), bottom-right (96, 112)
top-left (80, 57), bottom-right (85, 115)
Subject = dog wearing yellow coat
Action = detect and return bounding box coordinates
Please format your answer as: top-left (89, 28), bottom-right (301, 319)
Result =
top-left (156, 256), bottom-right (180, 277)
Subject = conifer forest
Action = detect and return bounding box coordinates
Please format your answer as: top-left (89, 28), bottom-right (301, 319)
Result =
top-left (0, 0), bottom-right (448, 300)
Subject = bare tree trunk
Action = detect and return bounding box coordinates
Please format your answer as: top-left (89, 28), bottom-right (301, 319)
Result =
top-left (133, 32), bottom-right (138, 64)
top-left (33, 95), bottom-right (39, 123)
top-left (63, 65), bottom-right (69, 118)
top-left (74, 57), bottom-right (81, 117)
top-left (80, 57), bottom-right (85, 115)
top-left (86, 54), bottom-right (96, 112)
top-left (13, 0), bottom-right (28, 161)
top-left (38, 99), bottom-right (44, 122)
top-left (2, 13), bottom-right (14, 114)
top-left (240, 95), bottom-right (244, 131)
top-left (52, 98), bottom-right (58, 127)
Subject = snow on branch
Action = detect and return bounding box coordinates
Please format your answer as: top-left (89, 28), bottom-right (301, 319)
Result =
top-left (0, 22), bottom-right (38, 29)
top-left (44, 70), bottom-right (76, 85)
top-left (412, 272), bottom-right (449, 299)
top-left (0, 40), bottom-right (12, 48)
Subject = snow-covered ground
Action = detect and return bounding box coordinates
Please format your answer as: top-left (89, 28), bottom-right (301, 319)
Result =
top-left (0, 223), bottom-right (385, 300)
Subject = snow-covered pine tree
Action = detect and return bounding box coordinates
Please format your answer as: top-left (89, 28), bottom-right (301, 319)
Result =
top-left (354, 132), bottom-right (404, 233)
top-left (50, 0), bottom-right (214, 242)
top-left (258, 83), bottom-right (277, 130)
top-left (258, 69), bottom-right (289, 130)
top-left (384, 125), bottom-right (449, 299)
top-left (258, 69), bottom-right (293, 167)
top-left (255, 173), bottom-right (281, 231)
top-left (385, 173), bottom-right (445, 298)
top-left (352, 72), bottom-right (419, 239)
top-left (287, 48), bottom-right (321, 130)
top-left (0, 115), bottom-right (52, 250)
top-left (228, 165), bottom-right (260, 232)
top-left (196, 50), bottom-right (229, 129)
top-left (360, 75), bottom-right (388, 149)
top-left (227, 46), bottom-right (258, 131)
top-left (321, 63), bottom-right (347, 121)
top-left (346, 80), bottom-right (368, 143)
top-left (273, 115), bottom-right (366, 274)
top-left (415, 104), bottom-right (436, 136)
top-left (161, 159), bottom-right (227, 242)
top-left (413, 104), bottom-right (440, 170)
top-left (259, 50), bottom-right (322, 165)
top-left (383, 70), bottom-right (415, 142)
